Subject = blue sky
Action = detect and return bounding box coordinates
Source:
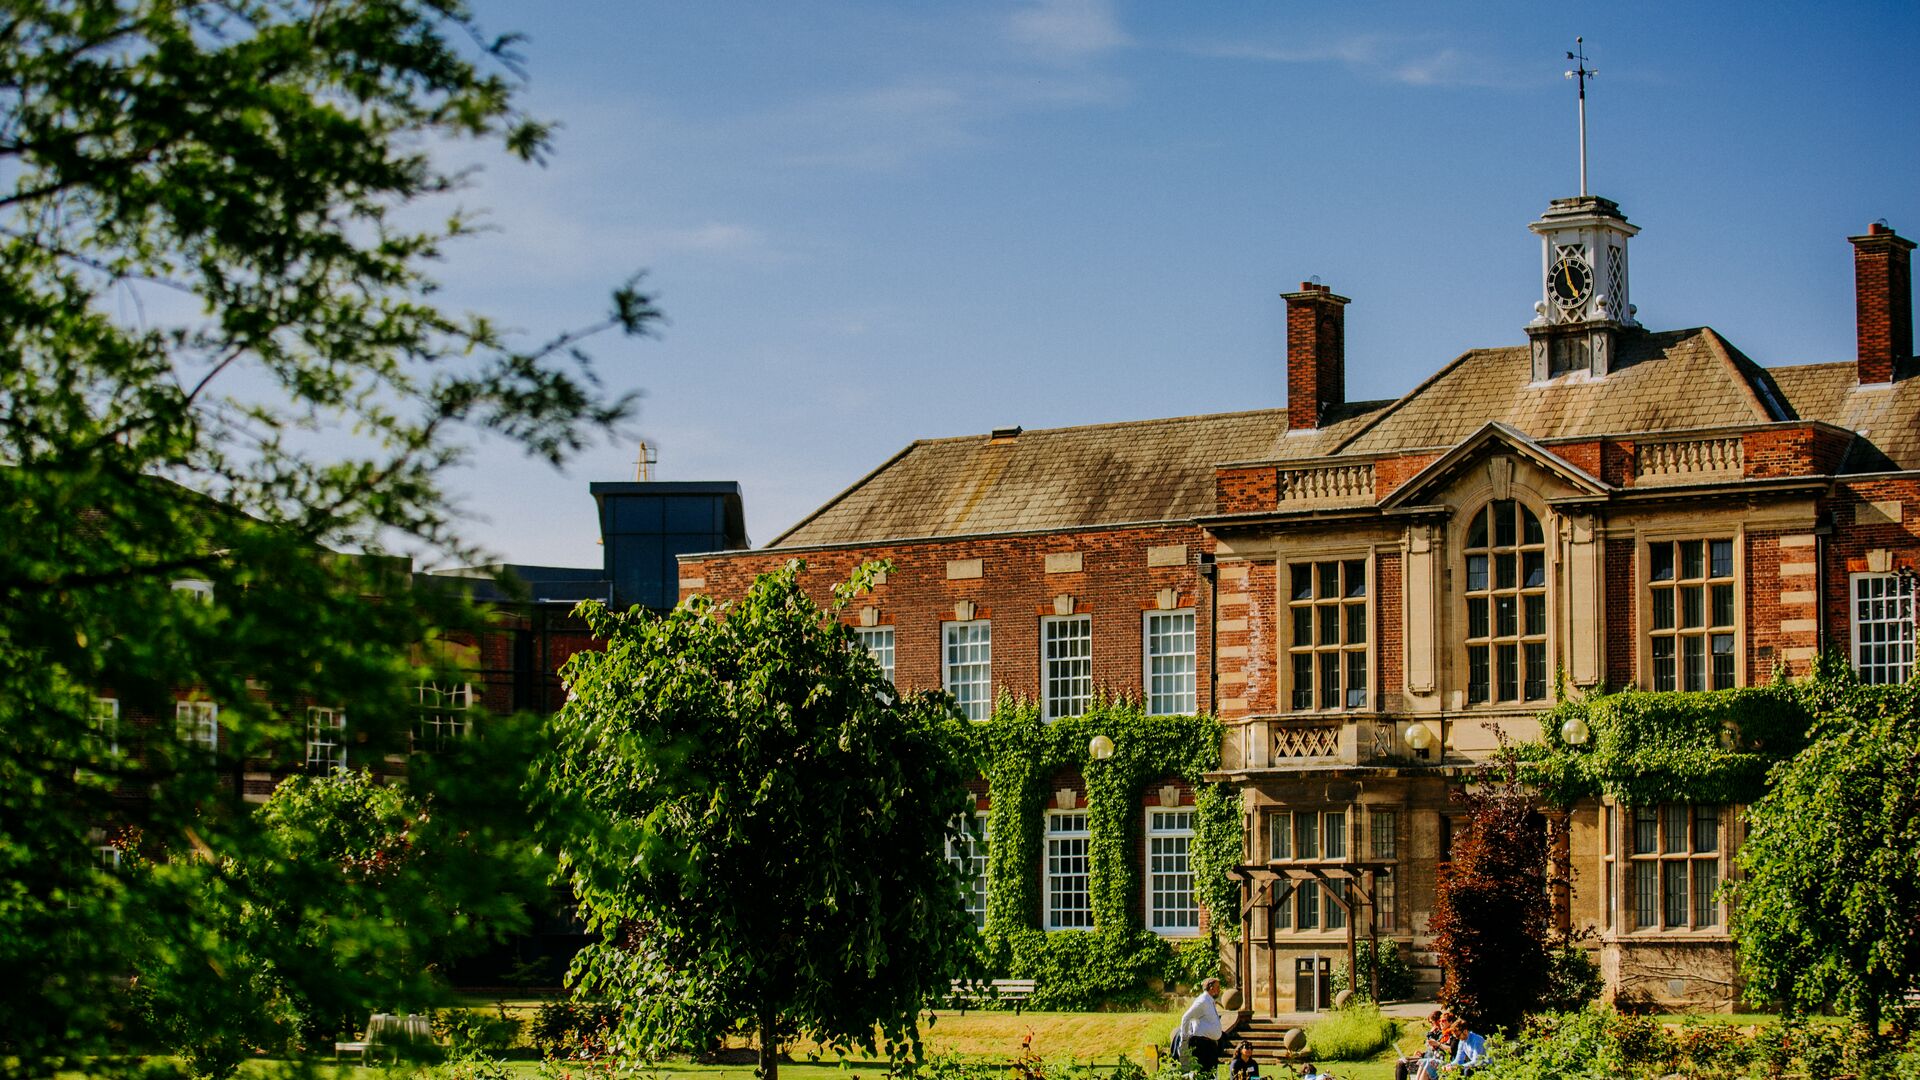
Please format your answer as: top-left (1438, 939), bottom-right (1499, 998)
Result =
top-left (434, 1), bottom-right (1920, 569)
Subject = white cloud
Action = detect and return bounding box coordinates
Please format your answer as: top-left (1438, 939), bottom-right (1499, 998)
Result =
top-left (1006, 0), bottom-right (1129, 60)
top-left (774, 70), bottom-right (1124, 171)
top-left (1197, 34), bottom-right (1513, 89)
top-left (651, 222), bottom-right (772, 257)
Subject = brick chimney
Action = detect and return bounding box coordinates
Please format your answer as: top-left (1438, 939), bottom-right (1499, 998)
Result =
top-left (1849, 222), bottom-right (1914, 385)
top-left (1282, 282), bottom-right (1350, 431)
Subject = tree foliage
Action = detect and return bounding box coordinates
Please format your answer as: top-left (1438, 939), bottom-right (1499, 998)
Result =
top-left (1428, 761), bottom-right (1551, 1034)
top-left (0, 2), bottom-right (646, 1074)
top-left (537, 562), bottom-right (977, 1080)
top-left (132, 765), bottom-right (546, 1077)
top-left (1734, 680), bottom-right (1920, 1037)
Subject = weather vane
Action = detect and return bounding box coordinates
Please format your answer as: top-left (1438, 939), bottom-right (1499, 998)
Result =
top-left (1565, 37), bottom-right (1596, 196)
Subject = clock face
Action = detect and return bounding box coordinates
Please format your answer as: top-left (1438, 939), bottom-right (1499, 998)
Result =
top-left (1550, 256), bottom-right (1594, 309)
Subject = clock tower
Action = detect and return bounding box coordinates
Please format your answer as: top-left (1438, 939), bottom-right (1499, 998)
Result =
top-left (1526, 194), bottom-right (1639, 380)
top-left (1526, 39), bottom-right (1637, 381)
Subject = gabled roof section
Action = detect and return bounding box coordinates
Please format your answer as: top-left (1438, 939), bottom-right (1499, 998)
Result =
top-left (1379, 421), bottom-right (1610, 509)
top-left (1333, 329), bottom-right (1781, 457)
top-left (1767, 360), bottom-right (1920, 472)
top-left (769, 409), bottom-right (1306, 548)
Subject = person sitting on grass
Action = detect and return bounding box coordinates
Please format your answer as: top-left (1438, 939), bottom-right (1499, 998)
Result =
top-left (1441, 1017), bottom-right (1487, 1076)
top-left (1296, 1061), bottom-right (1332, 1080)
top-left (1395, 1009), bottom-right (1446, 1080)
top-left (1229, 1041), bottom-right (1261, 1080)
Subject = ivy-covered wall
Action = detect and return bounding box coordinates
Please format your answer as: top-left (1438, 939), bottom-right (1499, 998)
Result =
top-left (953, 698), bottom-right (1242, 1009)
top-left (1527, 680), bottom-right (1815, 807)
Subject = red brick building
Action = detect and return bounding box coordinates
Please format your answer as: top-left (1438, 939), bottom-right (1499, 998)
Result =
top-left (679, 195), bottom-right (1918, 1014)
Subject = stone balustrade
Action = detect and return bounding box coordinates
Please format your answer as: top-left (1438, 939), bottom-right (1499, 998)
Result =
top-left (1229, 717), bottom-right (1431, 769)
top-left (1275, 462), bottom-right (1376, 507)
top-left (1634, 436), bottom-right (1744, 484)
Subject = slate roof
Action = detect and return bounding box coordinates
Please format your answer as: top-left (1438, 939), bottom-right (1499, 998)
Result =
top-left (766, 328), bottom-right (1919, 549)
top-left (1768, 359), bottom-right (1920, 472)
top-left (769, 404), bottom-right (1388, 547)
top-left (1332, 329), bottom-right (1782, 457)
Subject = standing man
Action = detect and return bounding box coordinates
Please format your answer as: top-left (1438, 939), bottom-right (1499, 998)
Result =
top-left (1179, 976), bottom-right (1226, 1075)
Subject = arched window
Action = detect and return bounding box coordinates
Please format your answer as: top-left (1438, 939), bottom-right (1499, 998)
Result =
top-left (1463, 499), bottom-right (1548, 704)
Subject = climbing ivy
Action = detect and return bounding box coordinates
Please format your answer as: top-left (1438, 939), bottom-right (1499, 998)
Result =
top-left (1525, 682), bottom-right (1815, 807)
top-left (954, 697), bottom-right (1240, 1007)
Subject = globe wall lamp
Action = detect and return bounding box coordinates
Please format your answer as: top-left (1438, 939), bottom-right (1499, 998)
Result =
top-left (1403, 723), bottom-right (1435, 753)
top-left (1089, 734), bottom-right (1115, 761)
top-left (1560, 716), bottom-right (1592, 747)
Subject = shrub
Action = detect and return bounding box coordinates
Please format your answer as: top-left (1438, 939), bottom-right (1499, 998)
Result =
top-left (1000, 927), bottom-right (1187, 1010)
top-left (1304, 1003), bottom-right (1397, 1061)
top-left (440, 1009), bottom-right (523, 1056)
top-left (528, 1000), bottom-right (621, 1058)
top-left (1332, 939), bottom-right (1417, 1002)
top-left (1539, 945), bottom-right (1603, 1013)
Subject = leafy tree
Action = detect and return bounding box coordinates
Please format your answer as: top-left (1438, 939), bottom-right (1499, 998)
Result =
top-left (1428, 761), bottom-right (1551, 1033)
top-left (131, 764), bottom-right (545, 1076)
top-left (538, 561), bottom-right (976, 1080)
top-left (0, 2), bottom-right (648, 1073)
top-left (1735, 680), bottom-right (1920, 1039)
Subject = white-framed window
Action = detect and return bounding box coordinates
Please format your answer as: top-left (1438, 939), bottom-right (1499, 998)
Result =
top-left (946, 811), bottom-right (990, 928)
top-left (1851, 572), bottom-right (1915, 685)
top-left (89, 697), bottom-right (120, 758)
top-left (171, 578), bottom-right (214, 605)
top-left (306, 707), bottom-right (347, 773)
top-left (1044, 811), bottom-right (1092, 930)
top-left (175, 699), bottom-right (218, 751)
top-left (1464, 500), bottom-right (1548, 704)
top-left (1648, 538), bottom-right (1736, 692)
top-left (856, 626), bottom-right (896, 684)
top-left (1147, 808), bottom-right (1199, 933)
top-left (1622, 803), bottom-right (1723, 932)
top-left (1287, 559), bottom-right (1368, 710)
top-left (943, 621), bottom-right (992, 722)
top-left (1042, 615), bottom-right (1092, 720)
top-left (89, 829), bottom-right (122, 871)
top-left (414, 681), bottom-right (473, 751)
top-left (1144, 610), bottom-right (1197, 715)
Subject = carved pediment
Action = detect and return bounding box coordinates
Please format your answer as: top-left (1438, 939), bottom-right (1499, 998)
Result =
top-left (1378, 422), bottom-right (1609, 509)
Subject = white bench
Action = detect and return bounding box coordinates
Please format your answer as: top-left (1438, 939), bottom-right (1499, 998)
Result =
top-left (333, 1012), bottom-right (434, 1061)
top-left (949, 978), bottom-right (1038, 1014)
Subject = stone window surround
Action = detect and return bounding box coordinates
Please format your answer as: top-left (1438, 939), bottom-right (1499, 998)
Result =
top-left (1599, 798), bottom-right (1731, 937)
top-left (1633, 523), bottom-right (1747, 693)
top-left (1449, 495), bottom-right (1556, 711)
top-left (1262, 807), bottom-right (1355, 935)
top-left (1461, 498), bottom-right (1552, 706)
top-left (1279, 548), bottom-right (1376, 715)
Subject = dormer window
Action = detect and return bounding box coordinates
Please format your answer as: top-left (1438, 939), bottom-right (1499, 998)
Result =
top-left (1464, 500), bottom-right (1549, 705)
